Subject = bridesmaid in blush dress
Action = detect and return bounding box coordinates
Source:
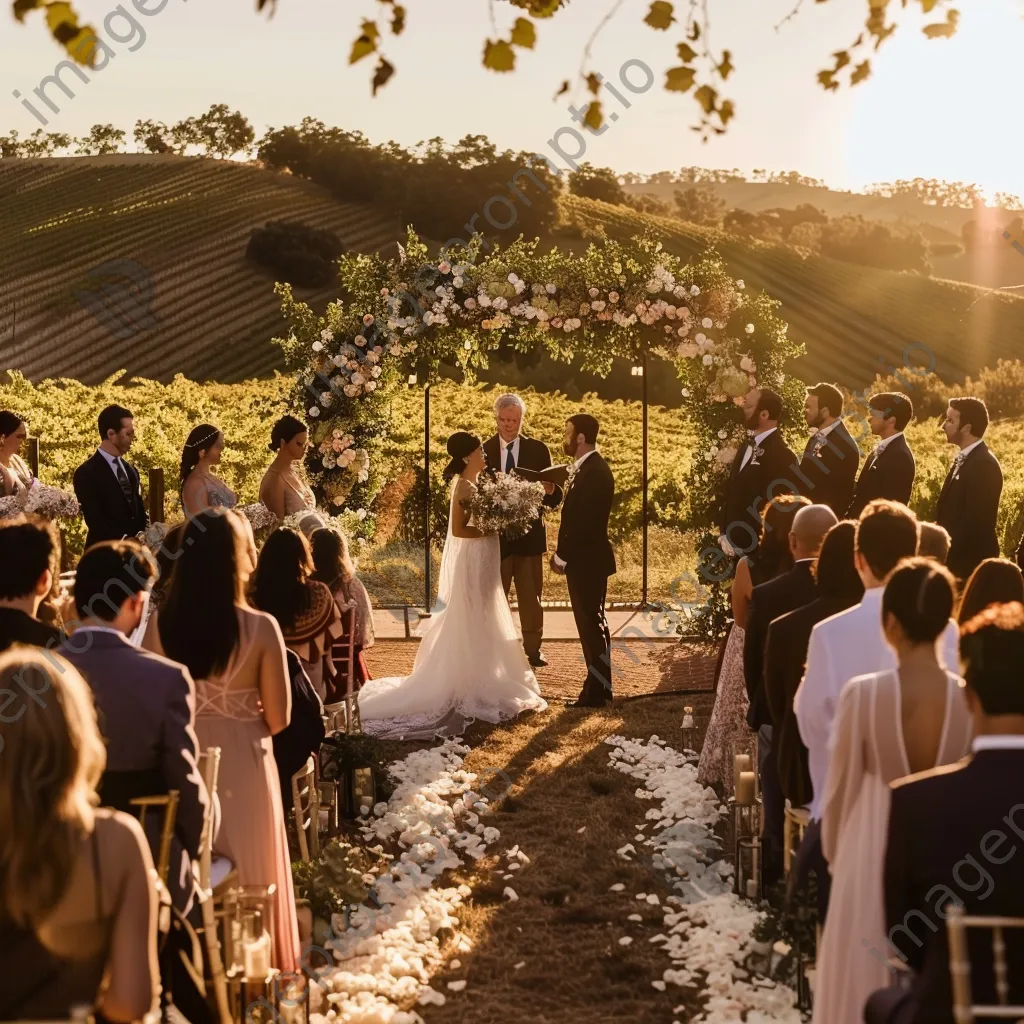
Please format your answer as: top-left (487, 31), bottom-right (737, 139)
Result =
top-left (143, 512), bottom-right (300, 971)
top-left (179, 423), bottom-right (238, 519)
top-left (812, 558), bottom-right (971, 1024)
top-left (259, 416), bottom-right (319, 534)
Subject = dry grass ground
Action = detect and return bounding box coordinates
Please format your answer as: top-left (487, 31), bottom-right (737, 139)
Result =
top-left (362, 641), bottom-right (723, 1023)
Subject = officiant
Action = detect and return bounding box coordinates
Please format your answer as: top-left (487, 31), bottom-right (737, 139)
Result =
top-left (484, 393), bottom-right (562, 668)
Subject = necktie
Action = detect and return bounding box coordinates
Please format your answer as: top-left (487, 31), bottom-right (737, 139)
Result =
top-left (114, 458), bottom-right (134, 506)
top-left (505, 444), bottom-right (515, 474)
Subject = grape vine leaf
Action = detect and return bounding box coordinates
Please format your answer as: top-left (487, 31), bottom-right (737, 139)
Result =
top-left (510, 17), bottom-right (536, 48)
top-left (484, 39), bottom-right (516, 72)
top-left (665, 66), bottom-right (696, 92)
top-left (644, 1), bottom-right (675, 31)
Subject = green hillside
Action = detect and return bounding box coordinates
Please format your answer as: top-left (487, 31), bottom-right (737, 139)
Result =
top-left (0, 156), bottom-right (402, 383)
top-left (562, 195), bottom-right (1024, 386)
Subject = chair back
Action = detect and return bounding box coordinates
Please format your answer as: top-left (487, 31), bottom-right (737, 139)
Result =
top-left (328, 603), bottom-right (360, 735)
top-left (130, 790), bottom-right (180, 885)
top-left (946, 903), bottom-right (1024, 1023)
top-left (291, 756), bottom-right (319, 862)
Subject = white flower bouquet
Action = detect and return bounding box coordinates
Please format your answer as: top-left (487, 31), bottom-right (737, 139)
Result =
top-left (462, 472), bottom-right (544, 539)
top-left (0, 495), bottom-right (21, 520)
top-left (137, 521), bottom-right (171, 552)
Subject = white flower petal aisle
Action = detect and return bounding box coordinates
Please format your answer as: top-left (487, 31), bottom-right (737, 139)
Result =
top-left (310, 739), bottom-right (521, 1024)
top-left (605, 735), bottom-right (802, 1024)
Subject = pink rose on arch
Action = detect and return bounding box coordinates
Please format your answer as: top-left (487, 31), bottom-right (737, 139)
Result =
top-left (608, 291), bottom-right (619, 303)
top-left (362, 314), bottom-right (374, 326)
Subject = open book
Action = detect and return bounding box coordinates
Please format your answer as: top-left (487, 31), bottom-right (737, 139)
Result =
top-left (511, 464), bottom-right (571, 488)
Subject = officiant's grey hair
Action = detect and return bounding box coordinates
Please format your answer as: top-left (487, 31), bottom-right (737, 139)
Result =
top-left (494, 393), bottom-right (526, 417)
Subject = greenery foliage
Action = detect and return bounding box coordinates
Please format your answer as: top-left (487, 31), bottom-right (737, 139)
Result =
top-left (291, 838), bottom-right (371, 922)
top-left (246, 221), bottom-right (346, 288)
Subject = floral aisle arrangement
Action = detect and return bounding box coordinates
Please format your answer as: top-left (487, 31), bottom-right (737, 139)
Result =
top-left (276, 231), bottom-right (802, 638)
top-left (462, 472), bottom-right (544, 538)
top-left (0, 481), bottom-right (80, 521)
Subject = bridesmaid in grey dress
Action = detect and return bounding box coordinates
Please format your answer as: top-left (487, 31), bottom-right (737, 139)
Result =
top-left (179, 423), bottom-right (238, 519)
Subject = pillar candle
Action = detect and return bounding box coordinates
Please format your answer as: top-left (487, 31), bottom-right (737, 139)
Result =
top-left (733, 753), bottom-right (752, 794)
top-left (736, 771), bottom-right (756, 806)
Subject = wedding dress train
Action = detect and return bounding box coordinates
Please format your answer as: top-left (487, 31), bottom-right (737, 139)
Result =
top-left (358, 480), bottom-right (548, 739)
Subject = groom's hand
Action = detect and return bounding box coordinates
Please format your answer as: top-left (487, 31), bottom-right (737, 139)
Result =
top-left (542, 481), bottom-right (555, 495)
top-left (549, 554), bottom-right (566, 575)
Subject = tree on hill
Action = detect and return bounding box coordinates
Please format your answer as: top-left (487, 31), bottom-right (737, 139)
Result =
top-left (678, 166), bottom-right (745, 183)
top-left (568, 163), bottom-right (626, 205)
top-left (75, 124), bottom-right (126, 156)
top-left (134, 120), bottom-right (173, 154)
top-left (995, 192), bottom-right (1024, 211)
top-left (12, 0), bottom-right (966, 136)
top-left (674, 185), bottom-right (725, 227)
top-left (866, 177), bottom-right (983, 208)
top-left (194, 104), bottom-right (256, 159)
top-left (625, 192), bottom-right (672, 217)
top-left (246, 221), bottom-right (345, 288)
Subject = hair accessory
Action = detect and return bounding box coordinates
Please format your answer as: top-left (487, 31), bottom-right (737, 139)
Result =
top-left (915, 566), bottom-right (936, 615)
top-left (183, 430), bottom-right (220, 450)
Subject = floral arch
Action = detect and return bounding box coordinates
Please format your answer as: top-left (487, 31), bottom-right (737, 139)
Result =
top-left (275, 231), bottom-right (803, 635)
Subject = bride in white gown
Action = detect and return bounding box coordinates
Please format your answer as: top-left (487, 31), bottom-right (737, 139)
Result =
top-left (359, 431), bottom-right (548, 739)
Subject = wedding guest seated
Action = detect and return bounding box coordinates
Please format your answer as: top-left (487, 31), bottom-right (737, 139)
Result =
top-left (64, 539), bottom-right (209, 916)
top-left (272, 649), bottom-right (325, 814)
top-left (794, 501), bottom-right (960, 924)
top-left (917, 521), bottom-right (951, 564)
top-left (0, 410), bottom-right (33, 496)
top-left (311, 526), bottom-right (375, 694)
top-left (143, 513), bottom-right (300, 970)
top-left (250, 526), bottom-right (342, 702)
top-left (745, 497), bottom-right (834, 884)
top-left (698, 494), bottom-right (808, 793)
top-left (812, 558), bottom-right (971, 1024)
top-left (865, 602), bottom-right (1024, 1024)
top-left (0, 515), bottom-right (61, 654)
top-left (767, 519), bottom-right (864, 920)
top-left (0, 649), bottom-right (159, 1021)
top-left (957, 556), bottom-right (1024, 625)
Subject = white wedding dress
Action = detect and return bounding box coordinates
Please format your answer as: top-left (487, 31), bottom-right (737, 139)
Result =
top-left (358, 479), bottom-right (548, 739)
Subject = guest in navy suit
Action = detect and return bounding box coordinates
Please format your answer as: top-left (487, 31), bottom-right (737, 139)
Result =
top-left (846, 393), bottom-right (916, 519)
top-left (796, 382), bottom-right (860, 515)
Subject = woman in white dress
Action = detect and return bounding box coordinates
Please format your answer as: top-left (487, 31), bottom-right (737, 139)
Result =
top-left (259, 416), bottom-right (321, 535)
top-left (179, 423), bottom-right (237, 518)
top-left (812, 557), bottom-right (972, 1024)
top-left (358, 431), bottom-right (548, 739)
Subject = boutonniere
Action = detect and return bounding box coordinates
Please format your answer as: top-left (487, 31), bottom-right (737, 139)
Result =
top-left (565, 463), bottom-right (580, 490)
top-left (748, 444), bottom-right (765, 467)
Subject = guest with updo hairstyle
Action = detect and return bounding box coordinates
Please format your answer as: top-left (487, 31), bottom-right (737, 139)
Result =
top-left (259, 415), bottom-right (316, 523)
top-left (179, 422), bottom-right (236, 518)
top-left (0, 649), bottom-right (159, 1020)
top-left (957, 557), bottom-right (1024, 626)
top-left (813, 555), bottom-right (972, 1024)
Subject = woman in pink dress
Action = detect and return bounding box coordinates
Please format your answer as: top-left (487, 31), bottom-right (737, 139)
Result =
top-left (813, 557), bottom-right (971, 1024)
top-left (143, 512), bottom-right (299, 971)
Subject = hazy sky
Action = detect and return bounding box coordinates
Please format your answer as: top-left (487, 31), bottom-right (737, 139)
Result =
top-left (3, 0), bottom-right (1023, 195)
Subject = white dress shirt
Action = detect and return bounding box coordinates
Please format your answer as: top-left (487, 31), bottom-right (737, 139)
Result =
top-left (972, 735), bottom-right (1024, 753)
top-left (871, 431), bottom-right (903, 458)
top-left (739, 427), bottom-right (777, 471)
top-left (97, 446), bottom-right (126, 480)
top-left (552, 449), bottom-right (599, 569)
top-left (793, 586), bottom-right (960, 820)
top-left (952, 438), bottom-right (983, 478)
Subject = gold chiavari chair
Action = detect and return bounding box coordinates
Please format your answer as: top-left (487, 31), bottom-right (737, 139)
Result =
top-left (947, 903), bottom-right (1024, 1023)
top-left (783, 801), bottom-right (809, 878)
top-left (196, 748), bottom-right (232, 1024)
top-left (129, 790), bottom-right (180, 887)
top-left (291, 757), bottom-right (319, 863)
top-left (327, 605), bottom-right (359, 735)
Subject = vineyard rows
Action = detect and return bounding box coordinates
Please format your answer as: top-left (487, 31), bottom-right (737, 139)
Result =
top-left (1, 157), bottom-right (402, 383)
top-left (562, 196), bottom-right (1024, 386)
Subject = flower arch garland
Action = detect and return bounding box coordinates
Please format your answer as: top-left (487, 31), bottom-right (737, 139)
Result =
top-left (275, 231), bottom-right (804, 636)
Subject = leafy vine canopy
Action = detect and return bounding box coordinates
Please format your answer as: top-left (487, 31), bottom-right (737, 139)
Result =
top-left (273, 231), bottom-right (804, 550)
top-left (13, 0), bottom-right (961, 137)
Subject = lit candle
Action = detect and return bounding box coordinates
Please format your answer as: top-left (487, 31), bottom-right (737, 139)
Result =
top-left (746, 878), bottom-right (758, 899)
top-left (407, 373), bottom-right (417, 385)
top-left (736, 771), bottom-right (756, 807)
top-left (244, 932), bottom-right (271, 981)
top-left (733, 753), bottom-right (752, 794)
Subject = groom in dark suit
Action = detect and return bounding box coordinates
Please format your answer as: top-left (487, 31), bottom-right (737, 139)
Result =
top-left (551, 414), bottom-right (616, 708)
top-left (719, 388), bottom-right (799, 557)
top-left (73, 404), bottom-right (148, 551)
top-left (483, 394), bottom-right (563, 667)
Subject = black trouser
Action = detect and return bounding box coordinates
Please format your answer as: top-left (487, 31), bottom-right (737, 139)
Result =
top-left (566, 563), bottom-right (611, 700)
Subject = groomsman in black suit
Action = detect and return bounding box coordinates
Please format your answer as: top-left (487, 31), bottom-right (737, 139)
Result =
top-left (719, 388), bottom-right (799, 557)
top-left (936, 396), bottom-right (1003, 582)
top-left (865, 602), bottom-right (1024, 1024)
top-left (483, 394), bottom-right (563, 667)
top-left (73, 404), bottom-right (148, 551)
top-left (796, 382), bottom-right (860, 515)
top-left (550, 414), bottom-right (616, 708)
top-left (846, 392), bottom-right (916, 519)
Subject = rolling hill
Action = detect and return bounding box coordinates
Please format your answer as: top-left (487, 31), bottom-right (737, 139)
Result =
top-left (3, 155), bottom-right (1023, 389)
top-left (0, 156), bottom-right (402, 382)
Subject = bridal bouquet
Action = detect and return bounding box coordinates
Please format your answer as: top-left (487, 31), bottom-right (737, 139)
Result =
top-left (237, 502), bottom-right (279, 533)
top-left (463, 472), bottom-right (545, 539)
